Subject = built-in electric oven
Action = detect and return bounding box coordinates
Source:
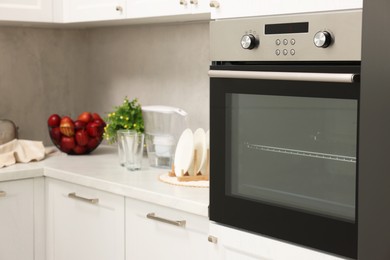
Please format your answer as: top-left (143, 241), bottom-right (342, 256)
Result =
top-left (209, 10), bottom-right (362, 259)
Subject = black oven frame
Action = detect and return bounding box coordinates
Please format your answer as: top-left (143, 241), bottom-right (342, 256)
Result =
top-left (209, 62), bottom-right (360, 259)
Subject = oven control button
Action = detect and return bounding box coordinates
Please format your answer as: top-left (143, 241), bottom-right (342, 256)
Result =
top-left (275, 49), bottom-right (281, 56)
top-left (313, 31), bottom-right (332, 48)
top-left (241, 34), bottom-right (258, 50)
top-left (275, 39), bottom-right (281, 46)
top-left (283, 39), bottom-right (288, 45)
top-left (283, 49), bottom-right (288, 55)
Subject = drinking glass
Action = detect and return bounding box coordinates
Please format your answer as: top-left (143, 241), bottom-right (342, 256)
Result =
top-left (123, 131), bottom-right (144, 171)
top-left (117, 130), bottom-right (136, 166)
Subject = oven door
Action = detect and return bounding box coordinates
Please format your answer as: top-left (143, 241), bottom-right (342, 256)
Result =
top-left (209, 64), bottom-right (360, 259)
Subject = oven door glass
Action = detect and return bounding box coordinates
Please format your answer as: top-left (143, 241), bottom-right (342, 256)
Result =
top-left (209, 65), bottom-right (360, 259)
top-left (228, 93), bottom-right (357, 221)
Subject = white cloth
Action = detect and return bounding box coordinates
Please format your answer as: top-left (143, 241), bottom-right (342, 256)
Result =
top-left (0, 139), bottom-right (54, 168)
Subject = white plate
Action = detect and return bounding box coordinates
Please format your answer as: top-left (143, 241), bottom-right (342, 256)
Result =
top-left (201, 129), bottom-right (210, 175)
top-left (193, 128), bottom-right (207, 175)
top-left (174, 129), bottom-right (194, 176)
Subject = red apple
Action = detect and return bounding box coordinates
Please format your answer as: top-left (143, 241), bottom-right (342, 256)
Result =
top-left (86, 122), bottom-right (100, 137)
top-left (87, 137), bottom-right (100, 150)
top-left (50, 127), bottom-right (61, 145)
top-left (92, 113), bottom-right (103, 121)
top-left (77, 112), bottom-right (92, 123)
top-left (73, 145), bottom-right (87, 155)
top-left (60, 136), bottom-right (75, 152)
top-left (60, 116), bottom-right (75, 137)
top-left (94, 118), bottom-right (106, 128)
top-left (74, 120), bottom-right (87, 130)
top-left (75, 129), bottom-right (89, 146)
top-left (47, 114), bottom-right (61, 127)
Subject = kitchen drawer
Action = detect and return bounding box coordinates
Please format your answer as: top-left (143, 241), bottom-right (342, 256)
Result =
top-left (126, 197), bottom-right (209, 260)
top-left (46, 178), bottom-right (125, 260)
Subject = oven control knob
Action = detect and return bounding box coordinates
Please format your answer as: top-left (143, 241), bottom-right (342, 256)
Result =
top-left (313, 31), bottom-right (332, 48)
top-left (241, 34), bottom-right (258, 50)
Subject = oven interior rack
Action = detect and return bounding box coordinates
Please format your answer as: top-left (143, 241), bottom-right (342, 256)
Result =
top-left (245, 143), bottom-right (356, 163)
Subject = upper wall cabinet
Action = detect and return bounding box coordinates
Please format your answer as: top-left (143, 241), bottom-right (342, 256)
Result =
top-left (1, 0), bottom-right (363, 25)
top-left (54, 0), bottom-right (127, 23)
top-left (0, 0), bottom-right (52, 22)
top-left (210, 0), bottom-right (363, 19)
top-left (126, 0), bottom-right (209, 19)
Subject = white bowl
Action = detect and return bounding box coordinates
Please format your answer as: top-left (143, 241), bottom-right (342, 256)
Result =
top-left (193, 128), bottom-right (207, 175)
top-left (174, 129), bottom-right (194, 176)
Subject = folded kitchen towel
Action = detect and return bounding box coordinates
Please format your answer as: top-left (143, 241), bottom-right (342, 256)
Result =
top-left (0, 139), bottom-right (51, 168)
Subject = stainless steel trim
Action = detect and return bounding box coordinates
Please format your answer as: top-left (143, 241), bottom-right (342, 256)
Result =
top-left (146, 212), bottom-right (186, 227)
top-left (0, 191), bottom-right (6, 197)
top-left (210, 10), bottom-right (362, 61)
top-left (68, 192), bottom-right (99, 204)
top-left (208, 235), bottom-right (218, 244)
top-left (208, 70), bottom-right (358, 83)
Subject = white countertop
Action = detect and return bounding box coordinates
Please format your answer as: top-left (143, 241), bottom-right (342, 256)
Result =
top-left (0, 146), bottom-right (209, 217)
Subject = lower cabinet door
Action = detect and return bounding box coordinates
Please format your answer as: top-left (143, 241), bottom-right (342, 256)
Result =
top-left (126, 197), bottom-right (209, 260)
top-left (46, 178), bottom-right (125, 260)
top-left (208, 222), bottom-right (347, 260)
top-left (0, 179), bottom-right (34, 260)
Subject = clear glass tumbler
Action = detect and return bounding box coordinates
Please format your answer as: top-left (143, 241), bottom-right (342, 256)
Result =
top-left (123, 131), bottom-right (145, 171)
top-left (117, 130), bottom-right (136, 166)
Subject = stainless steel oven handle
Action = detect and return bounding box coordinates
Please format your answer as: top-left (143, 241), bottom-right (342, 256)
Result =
top-left (208, 70), bottom-right (359, 83)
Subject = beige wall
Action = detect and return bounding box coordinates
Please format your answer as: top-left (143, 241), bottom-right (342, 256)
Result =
top-left (0, 27), bottom-right (89, 144)
top-left (87, 21), bottom-right (210, 133)
top-left (0, 21), bottom-right (210, 145)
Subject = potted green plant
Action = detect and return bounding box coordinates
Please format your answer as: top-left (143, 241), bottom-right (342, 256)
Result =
top-left (103, 97), bottom-right (144, 144)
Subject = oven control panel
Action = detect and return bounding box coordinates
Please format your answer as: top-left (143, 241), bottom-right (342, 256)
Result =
top-left (210, 9), bottom-right (362, 61)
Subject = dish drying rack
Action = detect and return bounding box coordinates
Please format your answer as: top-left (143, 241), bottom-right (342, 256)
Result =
top-left (169, 149), bottom-right (210, 182)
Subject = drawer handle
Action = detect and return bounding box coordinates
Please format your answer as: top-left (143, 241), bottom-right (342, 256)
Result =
top-left (146, 212), bottom-right (186, 227)
top-left (0, 191), bottom-right (6, 197)
top-left (68, 192), bottom-right (99, 204)
top-left (208, 235), bottom-right (218, 244)
top-left (209, 0), bottom-right (220, 8)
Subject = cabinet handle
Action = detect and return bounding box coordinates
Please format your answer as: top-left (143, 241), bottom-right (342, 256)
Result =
top-left (209, 0), bottom-right (220, 8)
top-left (208, 235), bottom-right (218, 244)
top-left (190, 0), bottom-right (198, 4)
top-left (116, 6), bottom-right (123, 12)
top-left (146, 212), bottom-right (186, 227)
top-left (179, 0), bottom-right (188, 6)
top-left (68, 192), bottom-right (99, 204)
top-left (0, 191), bottom-right (6, 197)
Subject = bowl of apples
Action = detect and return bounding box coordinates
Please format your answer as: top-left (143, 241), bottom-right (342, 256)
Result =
top-left (47, 112), bottom-right (106, 155)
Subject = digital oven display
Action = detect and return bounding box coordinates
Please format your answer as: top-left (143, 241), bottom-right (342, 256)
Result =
top-left (265, 22), bottom-right (309, 34)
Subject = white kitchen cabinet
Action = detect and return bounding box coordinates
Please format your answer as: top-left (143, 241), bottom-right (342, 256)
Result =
top-left (126, 0), bottom-right (210, 19)
top-left (208, 222), bottom-right (347, 260)
top-left (126, 197), bottom-right (209, 260)
top-left (0, 0), bottom-right (52, 22)
top-left (54, 0), bottom-right (127, 23)
top-left (211, 0), bottom-right (363, 19)
top-left (46, 178), bottom-right (125, 260)
top-left (0, 178), bottom-right (45, 260)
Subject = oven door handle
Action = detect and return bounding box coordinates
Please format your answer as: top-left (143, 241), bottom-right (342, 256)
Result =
top-left (208, 70), bottom-right (359, 83)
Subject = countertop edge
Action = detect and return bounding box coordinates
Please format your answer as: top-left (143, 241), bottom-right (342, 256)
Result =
top-left (44, 166), bottom-right (208, 217)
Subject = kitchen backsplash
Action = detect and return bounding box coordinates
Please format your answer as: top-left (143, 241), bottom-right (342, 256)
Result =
top-left (0, 21), bottom-right (210, 145)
